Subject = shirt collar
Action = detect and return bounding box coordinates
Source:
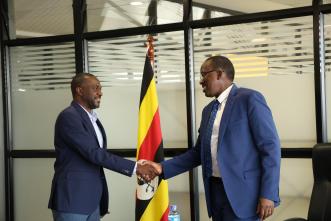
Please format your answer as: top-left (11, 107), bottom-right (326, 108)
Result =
top-left (78, 104), bottom-right (98, 122)
top-left (216, 84), bottom-right (233, 104)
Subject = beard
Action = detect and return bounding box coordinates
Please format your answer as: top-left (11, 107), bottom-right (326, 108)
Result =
top-left (86, 97), bottom-right (101, 109)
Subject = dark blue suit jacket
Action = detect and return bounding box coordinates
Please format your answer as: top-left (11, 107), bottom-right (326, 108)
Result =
top-left (162, 85), bottom-right (281, 218)
top-left (48, 101), bottom-right (135, 216)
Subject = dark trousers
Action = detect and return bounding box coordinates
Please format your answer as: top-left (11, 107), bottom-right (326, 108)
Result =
top-left (210, 177), bottom-right (260, 221)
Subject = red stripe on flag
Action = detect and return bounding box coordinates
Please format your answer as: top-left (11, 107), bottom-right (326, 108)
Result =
top-left (138, 109), bottom-right (162, 161)
top-left (160, 206), bottom-right (170, 221)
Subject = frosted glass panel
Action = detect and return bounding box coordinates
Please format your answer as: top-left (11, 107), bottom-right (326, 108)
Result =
top-left (88, 32), bottom-right (185, 86)
top-left (194, 16), bottom-right (316, 147)
top-left (0, 74), bottom-right (4, 221)
top-left (14, 159), bottom-right (55, 221)
top-left (13, 158), bottom-right (190, 221)
top-left (88, 32), bottom-right (187, 148)
top-left (324, 14), bottom-right (331, 142)
top-left (10, 43), bottom-right (75, 149)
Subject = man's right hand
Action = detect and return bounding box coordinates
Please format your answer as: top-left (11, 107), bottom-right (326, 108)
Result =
top-left (136, 160), bottom-right (162, 182)
top-left (144, 161), bottom-right (162, 175)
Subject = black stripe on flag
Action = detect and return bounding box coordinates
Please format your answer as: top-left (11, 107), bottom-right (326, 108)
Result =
top-left (135, 141), bottom-right (164, 221)
top-left (139, 55), bottom-right (154, 105)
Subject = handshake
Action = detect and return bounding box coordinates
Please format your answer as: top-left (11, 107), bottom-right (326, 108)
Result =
top-left (136, 160), bottom-right (162, 182)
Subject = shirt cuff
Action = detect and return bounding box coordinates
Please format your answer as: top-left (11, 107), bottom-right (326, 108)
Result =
top-left (132, 162), bottom-right (137, 175)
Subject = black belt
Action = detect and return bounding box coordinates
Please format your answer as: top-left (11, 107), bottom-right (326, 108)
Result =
top-left (210, 176), bottom-right (222, 182)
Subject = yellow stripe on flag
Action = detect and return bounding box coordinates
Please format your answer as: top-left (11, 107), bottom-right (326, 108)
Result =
top-left (137, 79), bottom-right (158, 155)
top-left (139, 180), bottom-right (169, 221)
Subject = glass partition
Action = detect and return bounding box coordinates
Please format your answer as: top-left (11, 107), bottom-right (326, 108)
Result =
top-left (10, 0), bottom-right (73, 38)
top-left (14, 159), bottom-right (55, 221)
top-left (0, 74), bottom-right (4, 220)
top-left (192, 0), bottom-right (312, 19)
top-left (194, 16), bottom-right (316, 147)
top-left (88, 31), bottom-right (187, 149)
top-left (86, 0), bottom-right (183, 32)
top-left (324, 13), bottom-right (331, 142)
top-left (10, 42), bottom-right (76, 149)
top-left (13, 157), bottom-right (190, 221)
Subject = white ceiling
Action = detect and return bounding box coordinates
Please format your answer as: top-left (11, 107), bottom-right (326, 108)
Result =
top-left (197, 0), bottom-right (311, 13)
top-left (10, 0), bottom-right (314, 38)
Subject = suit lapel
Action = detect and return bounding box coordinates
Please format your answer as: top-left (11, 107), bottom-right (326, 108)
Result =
top-left (96, 119), bottom-right (107, 148)
top-left (217, 85), bottom-right (237, 146)
top-left (71, 101), bottom-right (102, 146)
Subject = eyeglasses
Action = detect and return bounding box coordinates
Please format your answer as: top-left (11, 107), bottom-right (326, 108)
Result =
top-left (200, 69), bottom-right (219, 80)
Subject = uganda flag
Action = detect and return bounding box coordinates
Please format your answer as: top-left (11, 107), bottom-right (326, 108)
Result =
top-left (135, 36), bottom-right (169, 221)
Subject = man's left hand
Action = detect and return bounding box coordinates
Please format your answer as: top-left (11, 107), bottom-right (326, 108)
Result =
top-left (256, 197), bottom-right (274, 220)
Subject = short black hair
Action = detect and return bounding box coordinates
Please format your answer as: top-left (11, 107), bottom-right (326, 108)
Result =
top-left (204, 56), bottom-right (235, 81)
top-left (71, 73), bottom-right (96, 97)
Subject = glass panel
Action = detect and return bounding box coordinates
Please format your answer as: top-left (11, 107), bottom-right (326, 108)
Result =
top-left (194, 16), bottom-right (316, 147)
top-left (13, 157), bottom-right (190, 221)
top-left (0, 74), bottom-right (4, 220)
top-left (10, 43), bottom-right (76, 149)
top-left (197, 159), bottom-right (312, 220)
top-left (324, 14), bottom-right (331, 142)
top-left (14, 159), bottom-right (55, 221)
top-left (167, 170), bottom-right (190, 221)
top-left (193, 0), bottom-right (312, 19)
top-left (87, 0), bottom-right (183, 32)
top-left (88, 31), bottom-right (187, 148)
top-left (10, 0), bottom-right (73, 38)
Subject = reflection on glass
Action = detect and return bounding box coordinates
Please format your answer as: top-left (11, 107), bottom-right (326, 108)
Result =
top-left (88, 31), bottom-right (187, 148)
top-left (194, 16), bottom-right (316, 147)
top-left (10, 0), bottom-right (73, 38)
top-left (192, 0), bottom-right (312, 19)
top-left (86, 0), bottom-right (183, 32)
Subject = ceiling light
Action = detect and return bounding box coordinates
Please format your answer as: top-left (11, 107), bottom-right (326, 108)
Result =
top-left (130, 1), bottom-right (143, 6)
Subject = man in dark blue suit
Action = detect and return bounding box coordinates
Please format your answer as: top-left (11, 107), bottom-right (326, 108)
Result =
top-left (48, 73), bottom-right (156, 221)
top-left (147, 56), bottom-right (281, 221)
